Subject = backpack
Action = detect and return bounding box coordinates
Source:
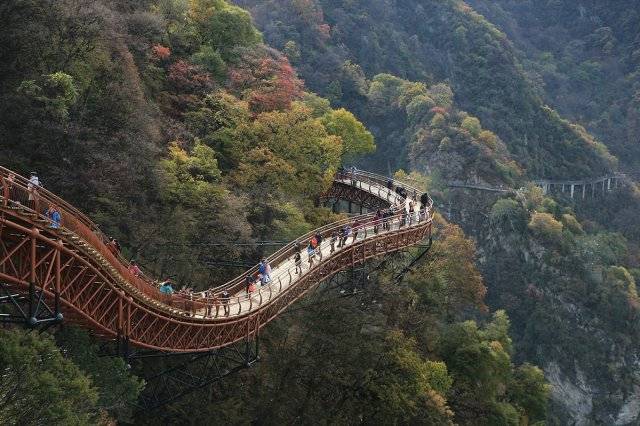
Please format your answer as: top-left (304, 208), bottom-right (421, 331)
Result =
top-left (310, 237), bottom-right (318, 248)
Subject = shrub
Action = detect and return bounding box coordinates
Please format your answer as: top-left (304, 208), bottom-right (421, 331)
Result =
top-left (528, 212), bottom-right (563, 243)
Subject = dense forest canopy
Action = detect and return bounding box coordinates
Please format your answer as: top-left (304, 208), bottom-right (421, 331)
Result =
top-left (2, 0), bottom-right (640, 424)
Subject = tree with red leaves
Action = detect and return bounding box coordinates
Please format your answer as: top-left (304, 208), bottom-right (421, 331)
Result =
top-left (167, 60), bottom-right (213, 94)
top-left (151, 44), bottom-right (171, 61)
top-left (229, 52), bottom-right (303, 113)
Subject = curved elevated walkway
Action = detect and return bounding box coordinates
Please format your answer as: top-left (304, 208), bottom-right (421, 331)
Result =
top-left (0, 167), bottom-right (433, 352)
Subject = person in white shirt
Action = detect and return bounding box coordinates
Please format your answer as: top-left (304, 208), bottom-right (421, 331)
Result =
top-left (27, 172), bottom-right (41, 207)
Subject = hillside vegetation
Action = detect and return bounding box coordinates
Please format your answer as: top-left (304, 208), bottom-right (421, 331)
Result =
top-left (0, 0), bottom-right (551, 424)
top-left (235, 0), bottom-right (640, 423)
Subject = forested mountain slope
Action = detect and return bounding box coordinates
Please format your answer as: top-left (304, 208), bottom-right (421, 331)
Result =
top-left (0, 0), bottom-right (549, 424)
top-left (235, 0), bottom-right (640, 424)
top-left (467, 0), bottom-right (640, 169)
top-left (235, 0), bottom-right (616, 179)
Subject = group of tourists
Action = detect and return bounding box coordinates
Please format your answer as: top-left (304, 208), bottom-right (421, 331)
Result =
top-left (244, 258), bottom-right (272, 294)
top-left (1, 171), bottom-right (64, 229)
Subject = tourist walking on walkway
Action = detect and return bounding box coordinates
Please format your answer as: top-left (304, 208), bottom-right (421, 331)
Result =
top-left (222, 290), bottom-right (230, 315)
top-left (49, 205), bottom-right (61, 228)
top-left (27, 172), bottom-right (41, 209)
top-left (307, 243), bottom-right (316, 267)
top-left (294, 251), bottom-right (302, 274)
top-left (314, 233), bottom-right (323, 260)
top-left (330, 231), bottom-right (337, 253)
top-left (159, 279), bottom-right (174, 294)
top-left (2, 173), bottom-right (15, 206)
top-left (351, 220), bottom-right (360, 243)
top-left (107, 238), bottom-right (120, 256)
top-left (259, 258), bottom-right (271, 285)
top-left (245, 274), bottom-right (254, 295)
top-left (343, 225), bottom-right (352, 246)
top-left (408, 201), bottom-right (415, 226)
top-left (337, 227), bottom-right (346, 248)
top-left (129, 261), bottom-right (141, 277)
top-left (205, 290), bottom-right (215, 317)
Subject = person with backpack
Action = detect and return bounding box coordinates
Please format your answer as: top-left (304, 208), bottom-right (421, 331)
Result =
top-left (330, 231), bottom-right (338, 253)
top-left (258, 258), bottom-right (271, 285)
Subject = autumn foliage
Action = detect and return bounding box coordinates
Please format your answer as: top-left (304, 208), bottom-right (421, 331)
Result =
top-left (229, 52), bottom-right (303, 113)
top-left (167, 60), bottom-right (213, 93)
top-left (151, 44), bottom-right (171, 61)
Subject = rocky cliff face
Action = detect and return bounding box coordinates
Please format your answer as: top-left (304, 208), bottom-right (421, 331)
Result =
top-left (448, 188), bottom-right (640, 424)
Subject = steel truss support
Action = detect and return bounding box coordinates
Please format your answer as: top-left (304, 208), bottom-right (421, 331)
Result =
top-left (0, 281), bottom-right (63, 327)
top-left (128, 336), bottom-right (260, 411)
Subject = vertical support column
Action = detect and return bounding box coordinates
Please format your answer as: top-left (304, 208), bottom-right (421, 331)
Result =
top-left (30, 228), bottom-right (37, 284)
top-left (28, 228), bottom-right (37, 325)
top-left (607, 178), bottom-right (611, 190)
top-left (591, 183), bottom-right (595, 198)
top-left (570, 185), bottom-right (575, 199)
top-left (54, 241), bottom-right (62, 320)
top-left (348, 201), bottom-right (353, 214)
top-left (582, 184), bottom-right (586, 199)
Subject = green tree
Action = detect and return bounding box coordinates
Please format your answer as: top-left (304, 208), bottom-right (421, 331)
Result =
top-left (321, 108), bottom-right (375, 160)
top-left (55, 327), bottom-right (144, 422)
top-left (0, 328), bottom-right (101, 425)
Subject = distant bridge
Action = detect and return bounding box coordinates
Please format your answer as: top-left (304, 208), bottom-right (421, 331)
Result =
top-left (447, 172), bottom-right (633, 200)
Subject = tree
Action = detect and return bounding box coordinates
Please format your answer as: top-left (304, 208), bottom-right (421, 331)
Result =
top-left (361, 331), bottom-right (454, 425)
top-left (406, 219), bottom-right (488, 318)
top-left (18, 72), bottom-right (78, 120)
top-left (0, 328), bottom-right (101, 425)
top-left (55, 327), bottom-right (144, 423)
top-left (508, 364), bottom-right (550, 424)
top-left (528, 212), bottom-right (563, 244)
top-left (321, 108), bottom-right (375, 160)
